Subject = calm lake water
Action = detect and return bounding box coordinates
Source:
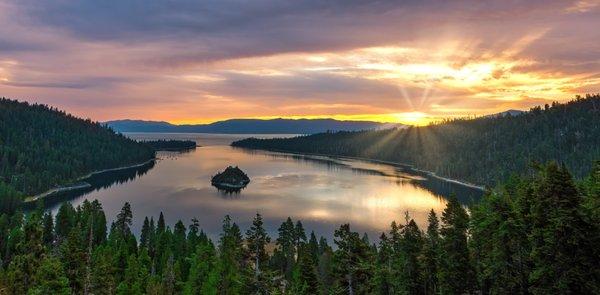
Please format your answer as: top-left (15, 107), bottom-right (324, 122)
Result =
top-left (48, 133), bottom-right (483, 242)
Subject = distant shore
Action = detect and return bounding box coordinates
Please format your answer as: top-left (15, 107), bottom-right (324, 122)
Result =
top-left (25, 158), bottom-right (156, 203)
top-left (233, 147), bottom-right (486, 191)
top-left (154, 145), bottom-right (201, 151)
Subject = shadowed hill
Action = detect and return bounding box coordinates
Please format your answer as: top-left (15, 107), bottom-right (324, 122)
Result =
top-left (105, 118), bottom-right (402, 134)
top-left (0, 98), bottom-right (155, 199)
top-left (233, 95), bottom-right (600, 187)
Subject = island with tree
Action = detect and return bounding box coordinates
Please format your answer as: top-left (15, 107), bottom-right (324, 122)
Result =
top-left (211, 166), bottom-right (250, 191)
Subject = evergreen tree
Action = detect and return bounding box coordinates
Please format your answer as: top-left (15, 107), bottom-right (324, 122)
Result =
top-left (115, 202), bottom-right (133, 238)
top-left (399, 219), bottom-right (423, 294)
top-left (61, 226), bottom-right (86, 294)
top-left (54, 202), bottom-right (76, 243)
top-left (529, 163), bottom-right (599, 294)
top-left (217, 215), bottom-right (244, 294)
top-left (294, 220), bottom-right (307, 255)
top-left (332, 224), bottom-right (374, 294)
top-left (29, 256), bottom-right (71, 295)
top-left (439, 195), bottom-right (475, 294)
top-left (422, 209), bottom-right (440, 295)
top-left (90, 246), bottom-right (117, 294)
top-left (308, 231), bottom-right (319, 263)
top-left (184, 240), bottom-right (216, 294)
top-left (289, 245), bottom-right (319, 295)
top-left (157, 212), bottom-right (166, 235)
top-left (41, 212), bottom-right (54, 246)
top-left (470, 190), bottom-right (530, 294)
top-left (140, 217), bottom-right (151, 249)
top-left (245, 213), bottom-right (271, 294)
top-left (373, 233), bottom-right (392, 295)
top-left (275, 217), bottom-right (296, 279)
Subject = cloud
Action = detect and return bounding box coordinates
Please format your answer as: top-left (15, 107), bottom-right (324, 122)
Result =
top-left (0, 0), bottom-right (598, 123)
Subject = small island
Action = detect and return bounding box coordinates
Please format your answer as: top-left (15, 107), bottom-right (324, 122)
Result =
top-left (211, 166), bottom-right (250, 192)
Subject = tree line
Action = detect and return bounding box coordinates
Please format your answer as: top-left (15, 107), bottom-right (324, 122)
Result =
top-left (0, 98), bottom-right (155, 201)
top-left (142, 140), bottom-right (197, 151)
top-left (233, 95), bottom-right (600, 188)
top-left (0, 161), bottom-right (597, 294)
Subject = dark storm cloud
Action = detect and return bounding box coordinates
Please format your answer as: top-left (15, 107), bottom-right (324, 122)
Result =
top-left (16, 0), bottom-right (585, 63)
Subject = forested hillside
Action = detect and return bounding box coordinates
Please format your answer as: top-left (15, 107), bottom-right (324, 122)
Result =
top-left (233, 95), bottom-right (600, 187)
top-left (105, 118), bottom-right (400, 134)
top-left (0, 162), bottom-right (597, 294)
top-left (0, 98), bottom-right (155, 199)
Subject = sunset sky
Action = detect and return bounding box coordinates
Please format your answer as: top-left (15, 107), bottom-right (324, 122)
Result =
top-left (0, 0), bottom-right (599, 125)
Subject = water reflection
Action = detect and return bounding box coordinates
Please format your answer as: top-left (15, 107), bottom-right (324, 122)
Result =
top-left (47, 138), bottom-right (483, 242)
top-left (31, 161), bottom-right (155, 209)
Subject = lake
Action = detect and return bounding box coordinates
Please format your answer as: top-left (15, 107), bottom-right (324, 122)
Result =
top-left (47, 133), bottom-right (483, 242)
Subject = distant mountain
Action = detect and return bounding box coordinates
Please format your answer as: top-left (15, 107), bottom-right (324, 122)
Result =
top-left (486, 109), bottom-right (525, 118)
top-left (104, 118), bottom-right (402, 134)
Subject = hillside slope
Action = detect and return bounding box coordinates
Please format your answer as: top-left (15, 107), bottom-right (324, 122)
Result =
top-left (0, 98), bottom-right (155, 198)
top-left (233, 95), bottom-right (600, 187)
top-left (105, 118), bottom-right (401, 134)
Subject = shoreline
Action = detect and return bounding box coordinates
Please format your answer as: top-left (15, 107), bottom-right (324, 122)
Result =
top-left (233, 146), bottom-right (486, 191)
top-left (25, 158), bottom-right (156, 203)
top-left (154, 145), bottom-right (200, 151)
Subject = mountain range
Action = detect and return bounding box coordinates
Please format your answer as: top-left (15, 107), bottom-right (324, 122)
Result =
top-left (104, 118), bottom-right (402, 134)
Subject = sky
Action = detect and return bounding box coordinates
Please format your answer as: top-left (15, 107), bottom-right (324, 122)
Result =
top-left (0, 0), bottom-right (599, 125)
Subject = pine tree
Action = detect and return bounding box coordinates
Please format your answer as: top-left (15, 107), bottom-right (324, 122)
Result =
top-left (276, 217), bottom-right (296, 279)
top-left (289, 244), bottom-right (320, 295)
top-left (529, 163), bottom-right (599, 294)
top-left (373, 233), bottom-right (392, 295)
top-left (115, 202), bottom-right (133, 238)
top-left (317, 236), bottom-right (334, 294)
top-left (29, 256), bottom-right (71, 295)
top-left (470, 190), bottom-right (531, 294)
top-left (294, 220), bottom-right (307, 258)
top-left (422, 209), bottom-right (439, 295)
top-left (61, 226), bottom-right (86, 294)
top-left (439, 195), bottom-right (475, 294)
top-left (90, 199), bottom-right (107, 245)
top-left (245, 213), bottom-right (271, 294)
top-left (41, 212), bottom-right (54, 246)
top-left (54, 202), bottom-right (76, 243)
top-left (308, 231), bottom-right (319, 263)
top-left (333, 224), bottom-right (374, 294)
top-left (399, 219), bottom-right (423, 294)
top-left (90, 246), bottom-right (117, 295)
top-left (140, 217), bottom-right (151, 249)
top-left (172, 220), bottom-right (187, 260)
top-left (184, 240), bottom-right (216, 294)
top-left (157, 212), bottom-right (166, 235)
top-left (217, 215), bottom-right (243, 294)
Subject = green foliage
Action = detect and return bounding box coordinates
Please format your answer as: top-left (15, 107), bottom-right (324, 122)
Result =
top-left (0, 181), bottom-right (22, 215)
top-left (233, 95), bottom-right (600, 187)
top-left (332, 223), bottom-right (375, 294)
top-left (528, 163), bottom-right (598, 294)
top-left (246, 213), bottom-right (271, 293)
top-left (28, 256), bottom-right (71, 295)
top-left (0, 162), bottom-right (598, 294)
top-left (0, 97), bottom-right (155, 196)
top-left (422, 210), bottom-right (440, 294)
top-left (439, 195), bottom-right (475, 294)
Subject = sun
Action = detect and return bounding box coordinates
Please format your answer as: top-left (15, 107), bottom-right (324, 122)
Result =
top-left (394, 111), bottom-right (430, 126)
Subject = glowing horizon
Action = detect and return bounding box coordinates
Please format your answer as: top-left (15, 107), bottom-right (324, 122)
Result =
top-left (169, 111), bottom-right (447, 126)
